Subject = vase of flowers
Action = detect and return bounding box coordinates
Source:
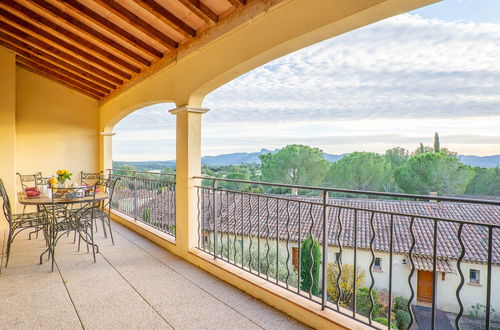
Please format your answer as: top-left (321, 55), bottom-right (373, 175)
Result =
top-left (56, 169), bottom-right (72, 187)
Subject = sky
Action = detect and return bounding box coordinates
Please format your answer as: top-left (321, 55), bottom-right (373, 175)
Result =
top-left (113, 0), bottom-right (500, 161)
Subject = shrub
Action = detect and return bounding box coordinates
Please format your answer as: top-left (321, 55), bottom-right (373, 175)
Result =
top-left (468, 303), bottom-right (497, 321)
top-left (326, 263), bottom-right (365, 309)
top-left (356, 287), bottom-right (380, 319)
top-left (395, 309), bottom-right (411, 330)
top-left (394, 296), bottom-right (409, 313)
top-left (143, 207), bottom-right (151, 223)
top-left (300, 234), bottom-right (321, 296)
top-left (374, 317), bottom-right (397, 329)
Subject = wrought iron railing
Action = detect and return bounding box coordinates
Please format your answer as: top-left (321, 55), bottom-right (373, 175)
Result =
top-left (109, 170), bottom-right (176, 236)
top-left (195, 176), bottom-right (500, 329)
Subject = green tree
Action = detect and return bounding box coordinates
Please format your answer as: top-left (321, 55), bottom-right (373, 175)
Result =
top-left (220, 171), bottom-right (251, 191)
top-left (385, 147), bottom-right (409, 169)
top-left (466, 167), bottom-right (500, 196)
top-left (300, 234), bottom-right (322, 296)
top-left (115, 164), bottom-right (137, 176)
top-left (412, 143), bottom-right (433, 156)
top-left (395, 152), bottom-right (475, 195)
top-left (433, 132), bottom-right (440, 153)
top-left (328, 152), bottom-right (392, 191)
top-left (260, 145), bottom-right (329, 187)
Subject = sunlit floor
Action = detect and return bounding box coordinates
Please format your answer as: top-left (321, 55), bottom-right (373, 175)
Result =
top-left (0, 220), bottom-right (308, 329)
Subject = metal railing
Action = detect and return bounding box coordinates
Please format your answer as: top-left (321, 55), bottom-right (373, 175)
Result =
top-left (194, 176), bottom-right (500, 329)
top-left (110, 170), bottom-right (176, 236)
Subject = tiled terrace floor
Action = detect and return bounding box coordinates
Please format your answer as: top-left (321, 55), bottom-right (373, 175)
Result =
top-left (0, 221), bottom-right (308, 330)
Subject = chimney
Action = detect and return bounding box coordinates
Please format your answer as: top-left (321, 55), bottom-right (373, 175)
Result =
top-left (429, 192), bottom-right (438, 203)
top-left (291, 187), bottom-right (298, 196)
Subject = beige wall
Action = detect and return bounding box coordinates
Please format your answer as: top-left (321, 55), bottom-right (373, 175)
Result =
top-left (15, 67), bottom-right (99, 190)
top-left (0, 47), bottom-right (16, 229)
top-left (0, 46), bottom-right (99, 216)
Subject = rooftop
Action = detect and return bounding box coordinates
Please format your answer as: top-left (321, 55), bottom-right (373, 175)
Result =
top-left (200, 194), bottom-right (500, 264)
top-left (0, 220), bottom-right (307, 329)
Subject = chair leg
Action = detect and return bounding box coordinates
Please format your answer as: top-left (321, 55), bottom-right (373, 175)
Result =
top-left (101, 215), bottom-right (108, 239)
top-left (107, 216), bottom-right (114, 245)
top-left (50, 243), bottom-right (55, 272)
top-left (90, 222), bottom-right (96, 263)
top-left (5, 229), bottom-right (13, 267)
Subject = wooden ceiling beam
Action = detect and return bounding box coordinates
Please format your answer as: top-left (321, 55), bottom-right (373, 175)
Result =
top-left (177, 0), bottom-right (218, 24)
top-left (56, 0), bottom-right (163, 59)
top-left (0, 20), bottom-right (123, 86)
top-left (0, 31), bottom-right (116, 89)
top-left (26, 0), bottom-right (151, 67)
top-left (1, 0), bottom-right (140, 74)
top-left (15, 53), bottom-right (110, 94)
top-left (132, 0), bottom-right (196, 38)
top-left (17, 59), bottom-right (104, 99)
top-left (54, 0), bottom-right (163, 60)
top-left (226, 0), bottom-right (246, 7)
top-left (0, 7), bottom-right (131, 80)
top-left (93, 0), bottom-right (178, 50)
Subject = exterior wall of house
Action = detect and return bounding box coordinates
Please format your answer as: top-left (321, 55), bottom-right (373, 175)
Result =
top-left (216, 234), bottom-right (499, 315)
top-left (15, 67), bottom-right (99, 198)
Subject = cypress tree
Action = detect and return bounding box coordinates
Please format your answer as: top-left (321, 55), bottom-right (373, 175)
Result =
top-left (300, 234), bottom-right (322, 296)
top-left (434, 132), bottom-right (440, 153)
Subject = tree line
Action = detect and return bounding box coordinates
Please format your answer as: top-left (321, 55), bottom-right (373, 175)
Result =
top-left (204, 134), bottom-right (500, 196)
top-left (113, 133), bottom-right (499, 196)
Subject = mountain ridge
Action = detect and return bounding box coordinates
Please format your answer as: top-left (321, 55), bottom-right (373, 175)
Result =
top-left (114, 150), bottom-right (500, 168)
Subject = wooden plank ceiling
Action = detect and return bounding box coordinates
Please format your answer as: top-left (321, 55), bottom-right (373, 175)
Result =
top-left (0, 0), bottom-right (246, 100)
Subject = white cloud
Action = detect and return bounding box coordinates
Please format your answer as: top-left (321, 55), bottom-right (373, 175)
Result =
top-left (113, 13), bottom-right (500, 160)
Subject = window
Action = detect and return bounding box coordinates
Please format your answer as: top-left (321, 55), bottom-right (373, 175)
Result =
top-left (335, 252), bottom-right (342, 263)
top-left (470, 269), bottom-right (480, 284)
top-left (292, 247), bottom-right (299, 271)
top-left (374, 257), bottom-right (382, 270)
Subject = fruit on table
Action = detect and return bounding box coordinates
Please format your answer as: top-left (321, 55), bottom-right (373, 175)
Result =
top-left (26, 190), bottom-right (40, 197)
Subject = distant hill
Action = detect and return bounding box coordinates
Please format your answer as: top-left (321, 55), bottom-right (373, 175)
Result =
top-left (201, 148), bottom-right (274, 166)
top-left (201, 149), bottom-right (347, 166)
top-left (114, 151), bottom-right (500, 169)
top-left (459, 155), bottom-right (500, 168)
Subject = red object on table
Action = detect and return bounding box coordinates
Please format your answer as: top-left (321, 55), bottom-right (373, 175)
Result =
top-left (25, 187), bottom-right (39, 192)
top-left (26, 190), bottom-right (41, 197)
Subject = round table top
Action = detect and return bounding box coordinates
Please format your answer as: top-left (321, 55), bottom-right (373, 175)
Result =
top-left (18, 191), bottom-right (109, 205)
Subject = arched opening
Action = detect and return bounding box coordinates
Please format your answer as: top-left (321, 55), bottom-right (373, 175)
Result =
top-left (193, 3), bottom-right (500, 328)
top-left (109, 102), bottom-right (177, 237)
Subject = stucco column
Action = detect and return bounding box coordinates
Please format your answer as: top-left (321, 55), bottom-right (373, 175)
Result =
top-left (99, 131), bottom-right (115, 174)
top-left (169, 105), bottom-right (209, 255)
top-left (0, 46), bottom-right (16, 225)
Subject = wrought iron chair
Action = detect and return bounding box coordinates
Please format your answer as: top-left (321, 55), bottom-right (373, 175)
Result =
top-left (93, 177), bottom-right (120, 244)
top-left (80, 171), bottom-right (103, 186)
top-left (41, 186), bottom-right (100, 272)
top-left (0, 178), bottom-right (47, 267)
top-left (17, 172), bottom-right (42, 214)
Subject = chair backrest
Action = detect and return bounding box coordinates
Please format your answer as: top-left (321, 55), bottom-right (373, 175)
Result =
top-left (17, 172), bottom-right (42, 189)
top-left (0, 178), bottom-right (12, 223)
top-left (100, 177), bottom-right (121, 208)
top-left (81, 171), bottom-right (103, 186)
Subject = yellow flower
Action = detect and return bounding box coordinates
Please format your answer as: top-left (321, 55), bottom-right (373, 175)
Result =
top-left (49, 177), bottom-right (58, 187)
top-left (56, 170), bottom-right (62, 175)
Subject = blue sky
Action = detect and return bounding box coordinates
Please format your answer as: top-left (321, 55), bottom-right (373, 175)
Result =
top-left (113, 0), bottom-right (500, 161)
